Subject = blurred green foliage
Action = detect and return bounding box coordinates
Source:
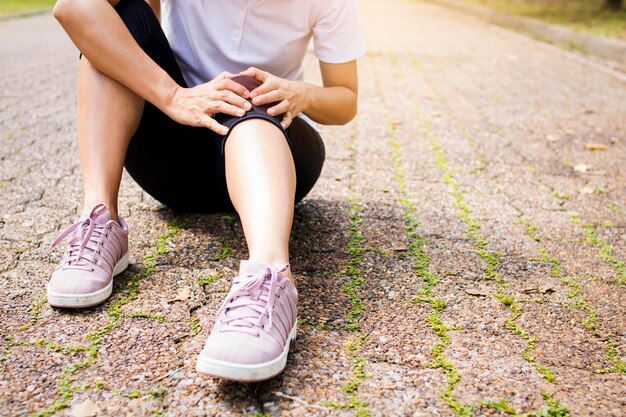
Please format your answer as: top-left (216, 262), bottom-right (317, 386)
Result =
top-left (0, 0), bottom-right (55, 16)
top-left (468, 0), bottom-right (626, 38)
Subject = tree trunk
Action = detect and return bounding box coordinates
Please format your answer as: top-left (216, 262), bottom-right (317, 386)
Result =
top-left (604, 0), bottom-right (623, 11)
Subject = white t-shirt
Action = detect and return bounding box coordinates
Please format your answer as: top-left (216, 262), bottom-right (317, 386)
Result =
top-left (161, 0), bottom-right (365, 87)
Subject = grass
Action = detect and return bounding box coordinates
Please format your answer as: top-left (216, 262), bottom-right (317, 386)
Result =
top-left (0, 0), bottom-right (55, 16)
top-left (464, 0), bottom-right (626, 39)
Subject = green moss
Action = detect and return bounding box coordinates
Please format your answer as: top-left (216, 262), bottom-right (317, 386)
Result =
top-left (334, 196), bottom-right (370, 416)
top-left (606, 202), bottom-right (625, 217)
top-left (151, 408), bottom-right (166, 417)
top-left (518, 217), bottom-right (541, 242)
top-left (1, 333), bottom-right (14, 362)
top-left (526, 227), bottom-right (626, 375)
top-left (33, 339), bottom-right (89, 355)
top-left (343, 196), bottom-right (367, 333)
top-left (297, 318), bottom-right (333, 331)
top-left (419, 106), bottom-right (556, 386)
top-left (480, 393), bottom-right (569, 416)
top-left (387, 120), bottom-right (470, 416)
top-left (480, 398), bottom-right (517, 414)
top-left (32, 218), bottom-right (181, 417)
top-left (187, 316), bottom-right (201, 337)
top-left (389, 52), bottom-right (571, 417)
top-left (198, 273), bottom-right (223, 286)
top-left (215, 238), bottom-right (232, 260)
top-left (578, 220), bottom-right (625, 285)
top-left (127, 311), bottom-right (166, 323)
top-left (120, 386), bottom-right (166, 400)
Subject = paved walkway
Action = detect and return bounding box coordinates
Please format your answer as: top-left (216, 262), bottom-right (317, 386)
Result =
top-left (1, 1), bottom-right (625, 416)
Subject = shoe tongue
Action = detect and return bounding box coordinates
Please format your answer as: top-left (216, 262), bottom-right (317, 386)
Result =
top-left (93, 211), bottom-right (111, 224)
top-left (86, 204), bottom-right (111, 224)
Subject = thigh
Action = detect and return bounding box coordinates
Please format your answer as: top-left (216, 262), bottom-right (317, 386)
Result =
top-left (124, 103), bottom-right (232, 212)
top-left (115, 0), bottom-right (187, 87)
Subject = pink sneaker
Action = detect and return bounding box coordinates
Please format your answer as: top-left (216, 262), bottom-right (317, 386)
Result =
top-left (47, 203), bottom-right (129, 308)
top-left (196, 260), bottom-right (298, 382)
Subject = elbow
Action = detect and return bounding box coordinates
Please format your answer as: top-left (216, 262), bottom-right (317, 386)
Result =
top-left (53, 0), bottom-right (72, 23)
top-left (337, 97), bottom-right (358, 125)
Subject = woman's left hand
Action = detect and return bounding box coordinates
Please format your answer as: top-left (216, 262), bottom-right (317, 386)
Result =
top-left (238, 67), bottom-right (309, 129)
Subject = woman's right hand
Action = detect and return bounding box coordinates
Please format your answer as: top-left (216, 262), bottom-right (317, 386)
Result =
top-left (165, 72), bottom-right (252, 135)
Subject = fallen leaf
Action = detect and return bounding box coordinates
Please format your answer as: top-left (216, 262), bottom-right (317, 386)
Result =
top-left (583, 109), bottom-right (594, 115)
top-left (69, 399), bottom-right (99, 417)
top-left (573, 164), bottom-right (591, 173)
top-left (465, 288), bottom-right (490, 297)
top-left (539, 285), bottom-right (555, 294)
top-left (391, 246), bottom-right (408, 252)
top-left (173, 287), bottom-right (191, 302)
top-left (584, 143), bottom-right (608, 151)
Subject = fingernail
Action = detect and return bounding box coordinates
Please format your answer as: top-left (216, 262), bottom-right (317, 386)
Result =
top-left (244, 102), bottom-right (252, 110)
top-left (238, 109), bottom-right (245, 116)
top-left (243, 91), bottom-right (250, 98)
top-left (268, 109), bottom-right (274, 115)
top-left (222, 128), bottom-right (229, 135)
top-left (252, 98), bottom-right (260, 105)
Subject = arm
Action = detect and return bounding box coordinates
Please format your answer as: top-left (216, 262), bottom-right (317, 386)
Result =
top-left (53, 0), bottom-right (250, 134)
top-left (295, 60), bottom-right (358, 125)
top-left (239, 60), bottom-right (359, 127)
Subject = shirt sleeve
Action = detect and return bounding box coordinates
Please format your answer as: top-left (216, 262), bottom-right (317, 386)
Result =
top-left (312, 0), bottom-right (366, 64)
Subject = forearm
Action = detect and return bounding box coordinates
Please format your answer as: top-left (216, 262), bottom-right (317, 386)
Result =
top-left (295, 82), bottom-right (357, 125)
top-left (53, 0), bottom-right (177, 111)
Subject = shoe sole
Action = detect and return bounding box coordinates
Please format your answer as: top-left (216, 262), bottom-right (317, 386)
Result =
top-left (195, 323), bottom-right (297, 382)
top-left (47, 251), bottom-right (130, 308)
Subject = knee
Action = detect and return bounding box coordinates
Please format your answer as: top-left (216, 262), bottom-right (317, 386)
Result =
top-left (230, 75), bottom-right (263, 92)
top-left (229, 118), bottom-right (283, 138)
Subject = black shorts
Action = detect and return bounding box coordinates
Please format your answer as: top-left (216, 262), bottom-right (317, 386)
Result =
top-left (112, 0), bottom-right (325, 212)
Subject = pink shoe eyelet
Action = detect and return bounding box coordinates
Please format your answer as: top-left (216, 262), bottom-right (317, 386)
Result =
top-left (255, 333), bottom-right (261, 338)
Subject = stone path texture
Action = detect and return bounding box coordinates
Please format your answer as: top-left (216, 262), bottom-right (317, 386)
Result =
top-left (1, 0), bottom-right (625, 416)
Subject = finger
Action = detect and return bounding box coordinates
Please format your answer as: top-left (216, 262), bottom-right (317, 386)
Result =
top-left (281, 112), bottom-right (293, 129)
top-left (205, 100), bottom-right (247, 118)
top-left (238, 67), bottom-right (265, 80)
top-left (215, 86), bottom-right (252, 109)
top-left (216, 78), bottom-right (250, 100)
top-left (250, 79), bottom-right (278, 99)
top-left (267, 99), bottom-right (290, 117)
top-left (252, 89), bottom-right (284, 107)
top-left (203, 116), bottom-right (229, 136)
top-left (215, 71), bottom-right (234, 81)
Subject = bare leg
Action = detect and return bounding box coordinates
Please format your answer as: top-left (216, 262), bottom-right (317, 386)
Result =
top-left (77, 57), bottom-right (144, 221)
top-left (224, 119), bottom-right (296, 279)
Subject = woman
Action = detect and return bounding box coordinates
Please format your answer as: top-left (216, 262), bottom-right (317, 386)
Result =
top-left (49, 0), bottom-right (363, 382)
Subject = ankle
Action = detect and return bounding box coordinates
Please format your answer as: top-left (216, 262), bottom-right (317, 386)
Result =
top-left (82, 200), bottom-right (119, 222)
top-left (247, 256), bottom-right (293, 283)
